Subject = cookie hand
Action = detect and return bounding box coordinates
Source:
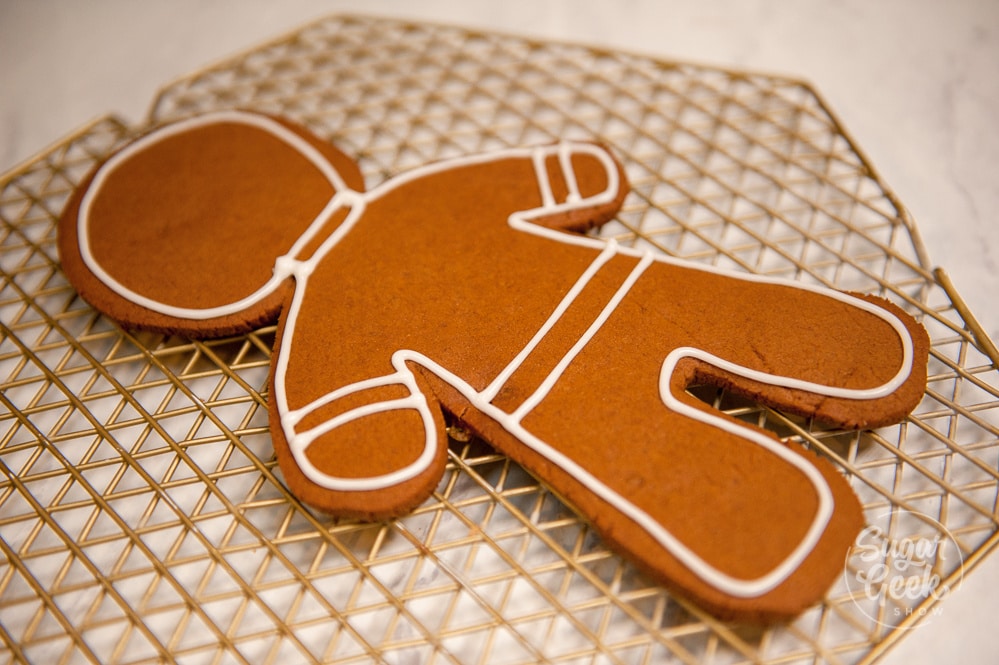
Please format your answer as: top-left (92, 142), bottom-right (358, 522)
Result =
top-left (511, 141), bottom-right (629, 239)
top-left (270, 351), bottom-right (448, 520)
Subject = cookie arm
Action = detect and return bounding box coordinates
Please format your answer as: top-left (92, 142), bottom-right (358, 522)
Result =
top-left (266, 236), bottom-right (451, 518)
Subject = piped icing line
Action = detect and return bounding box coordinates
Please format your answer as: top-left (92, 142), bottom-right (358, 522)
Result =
top-left (282, 372), bottom-right (403, 429)
top-left (557, 142), bottom-right (583, 203)
top-left (76, 116), bottom-right (919, 596)
top-left (479, 240), bottom-right (619, 403)
top-left (532, 149), bottom-right (557, 208)
top-left (511, 251), bottom-right (654, 421)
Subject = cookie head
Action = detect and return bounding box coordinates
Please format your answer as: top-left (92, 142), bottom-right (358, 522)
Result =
top-left (57, 111), bottom-right (366, 336)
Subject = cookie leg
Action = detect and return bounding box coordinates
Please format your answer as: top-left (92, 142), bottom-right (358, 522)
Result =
top-left (499, 320), bottom-right (863, 620)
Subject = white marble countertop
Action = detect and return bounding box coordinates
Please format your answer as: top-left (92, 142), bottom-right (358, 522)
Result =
top-left (2, 1), bottom-right (997, 663)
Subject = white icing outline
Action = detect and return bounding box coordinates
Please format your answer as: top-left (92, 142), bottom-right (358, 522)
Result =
top-left (77, 110), bottom-right (918, 597)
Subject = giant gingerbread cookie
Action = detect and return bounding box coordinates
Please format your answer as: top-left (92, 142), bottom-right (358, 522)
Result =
top-left (58, 110), bottom-right (929, 622)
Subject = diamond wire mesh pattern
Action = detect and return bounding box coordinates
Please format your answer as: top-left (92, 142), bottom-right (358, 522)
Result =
top-left (2, 13), bottom-right (998, 665)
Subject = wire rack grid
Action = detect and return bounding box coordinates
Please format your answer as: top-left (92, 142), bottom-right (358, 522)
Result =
top-left (2, 13), bottom-right (998, 665)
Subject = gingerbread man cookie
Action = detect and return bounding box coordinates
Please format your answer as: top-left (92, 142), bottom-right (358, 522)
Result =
top-left (58, 111), bottom-right (929, 622)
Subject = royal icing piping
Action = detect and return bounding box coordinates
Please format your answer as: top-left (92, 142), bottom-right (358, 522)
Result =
top-left (79, 110), bottom-right (917, 597)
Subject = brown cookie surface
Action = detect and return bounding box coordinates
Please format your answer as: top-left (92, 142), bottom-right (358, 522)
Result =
top-left (58, 110), bottom-right (929, 622)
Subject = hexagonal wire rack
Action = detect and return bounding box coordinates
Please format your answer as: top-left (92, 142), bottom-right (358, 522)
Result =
top-left (2, 13), bottom-right (998, 665)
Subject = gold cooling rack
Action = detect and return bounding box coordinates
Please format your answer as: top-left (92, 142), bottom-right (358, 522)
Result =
top-left (2, 13), bottom-right (998, 665)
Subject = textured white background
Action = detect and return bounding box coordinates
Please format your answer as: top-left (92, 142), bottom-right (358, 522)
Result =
top-left (2, 1), bottom-right (997, 662)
